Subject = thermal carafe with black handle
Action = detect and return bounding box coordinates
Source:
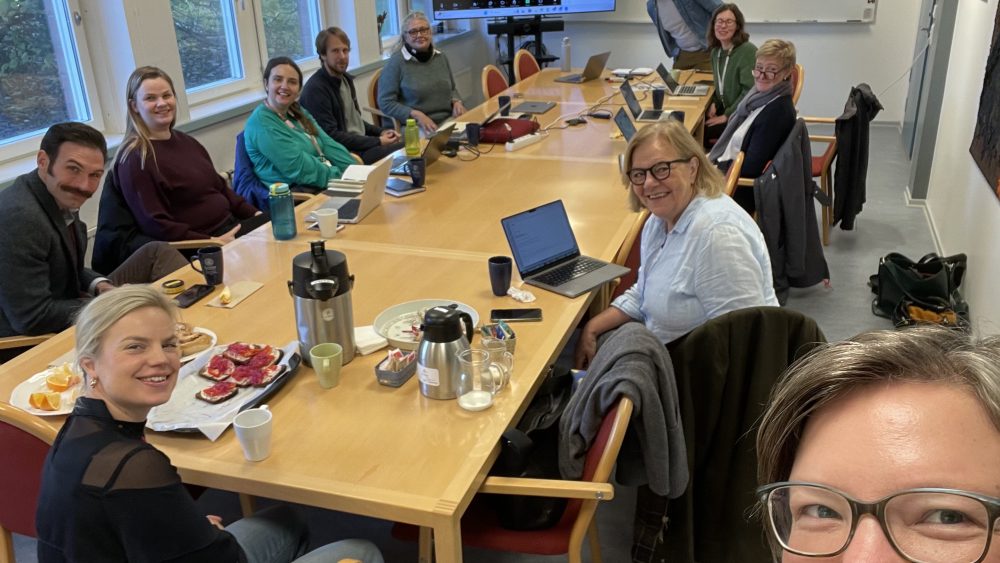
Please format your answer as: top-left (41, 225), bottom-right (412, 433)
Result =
top-left (416, 305), bottom-right (473, 399)
top-left (288, 241), bottom-right (355, 365)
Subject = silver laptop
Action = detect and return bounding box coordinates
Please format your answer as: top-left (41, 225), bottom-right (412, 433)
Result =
top-left (553, 51), bottom-right (611, 84)
top-left (390, 124), bottom-right (455, 175)
top-left (501, 200), bottom-right (630, 298)
top-left (620, 81), bottom-right (667, 123)
top-left (656, 63), bottom-right (709, 96)
top-left (312, 156), bottom-right (392, 224)
top-left (613, 108), bottom-right (637, 141)
top-left (510, 100), bottom-right (557, 114)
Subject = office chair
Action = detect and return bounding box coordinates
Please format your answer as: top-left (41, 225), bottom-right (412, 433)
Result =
top-left (481, 64), bottom-right (509, 99)
top-left (514, 49), bottom-right (541, 83)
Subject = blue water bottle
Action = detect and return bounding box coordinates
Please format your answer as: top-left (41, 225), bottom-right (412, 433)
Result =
top-left (269, 183), bottom-right (297, 240)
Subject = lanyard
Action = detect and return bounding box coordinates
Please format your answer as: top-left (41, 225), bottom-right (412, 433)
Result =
top-left (715, 49), bottom-right (731, 98)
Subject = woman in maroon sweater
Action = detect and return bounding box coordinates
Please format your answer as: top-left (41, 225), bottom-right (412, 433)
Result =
top-left (115, 67), bottom-right (266, 244)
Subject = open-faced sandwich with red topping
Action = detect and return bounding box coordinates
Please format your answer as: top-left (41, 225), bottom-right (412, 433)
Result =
top-left (229, 365), bottom-right (260, 387)
top-left (223, 342), bottom-right (265, 364)
top-left (200, 355), bottom-right (235, 381)
top-left (245, 345), bottom-right (282, 368)
top-left (196, 381), bottom-right (238, 404)
top-left (252, 364), bottom-right (284, 387)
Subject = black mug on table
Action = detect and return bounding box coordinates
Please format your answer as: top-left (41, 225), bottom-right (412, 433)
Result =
top-left (408, 157), bottom-right (426, 187)
top-left (190, 247), bottom-right (224, 286)
top-left (488, 256), bottom-right (513, 297)
top-left (651, 88), bottom-right (665, 110)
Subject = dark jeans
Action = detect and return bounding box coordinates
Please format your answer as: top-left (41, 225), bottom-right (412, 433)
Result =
top-left (108, 241), bottom-right (189, 285)
top-left (211, 213), bottom-right (272, 238)
top-left (672, 49), bottom-right (712, 72)
top-left (360, 140), bottom-right (405, 165)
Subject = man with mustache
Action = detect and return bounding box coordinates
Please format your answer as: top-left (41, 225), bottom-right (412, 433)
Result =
top-left (0, 122), bottom-right (187, 353)
top-left (300, 26), bottom-right (403, 164)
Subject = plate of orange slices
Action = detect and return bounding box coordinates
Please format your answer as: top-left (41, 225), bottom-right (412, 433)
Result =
top-left (9, 363), bottom-right (83, 416)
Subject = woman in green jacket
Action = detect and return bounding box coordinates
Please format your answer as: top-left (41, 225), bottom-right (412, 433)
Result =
top-left (704, 4), bottom-right (757, 148)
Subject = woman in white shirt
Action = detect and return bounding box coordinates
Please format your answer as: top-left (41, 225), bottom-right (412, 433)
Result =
top-left (575, 119), bottom-right (777, 368)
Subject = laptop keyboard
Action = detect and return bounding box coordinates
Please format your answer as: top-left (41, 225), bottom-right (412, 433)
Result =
top-left (676, 85), bottom-right (699, 95)
top-left (338, 198), bottom-right (361, 220)
top-left (534, 257), bottom-right (605, 286)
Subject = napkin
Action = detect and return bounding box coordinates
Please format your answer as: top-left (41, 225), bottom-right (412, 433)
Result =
top-left (206, 281), bottom-right (263, 309)
top-left (508, 286), bottom-right (536, 303)
top-left (354, 325), bottom-right (388, 355)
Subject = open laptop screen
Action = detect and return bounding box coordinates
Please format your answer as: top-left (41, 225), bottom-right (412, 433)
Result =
top-left (614, 108), bottom-right (636, 141)
top-left (501, 200), bottom-right (580, 275)
top-left (619, 81), bottom-right (643, 118)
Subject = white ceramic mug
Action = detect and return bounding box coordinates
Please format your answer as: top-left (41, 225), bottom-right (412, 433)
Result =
top-left (314, 208), bottom-right (339, 239)
top-left (233, 405), bottom-right (272, 461)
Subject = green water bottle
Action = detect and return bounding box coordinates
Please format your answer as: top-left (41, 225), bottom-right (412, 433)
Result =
top-left (404, 118), bottom-right (420, 157)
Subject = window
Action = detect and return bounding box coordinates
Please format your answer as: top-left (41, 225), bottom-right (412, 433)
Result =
top-left (376, 0), bottom-right (401, 45)
top-left (0, 0), bottom-right (91, 146)
top-left (260, 0), bottom-right (321, 62)
top-left (170, 0), bottom-right (244, 91)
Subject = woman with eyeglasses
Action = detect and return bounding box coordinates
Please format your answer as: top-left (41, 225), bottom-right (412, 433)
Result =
top-left (35, 285), bottom-right (385, 563)
top-left (703, 4), bottom-right (757, 147)
top-left (244, 57), bottom-right (356, 191)
top-left (378, 12), bottom-right (466, 134)
top-left (574, 120), bottom-right (777, 369)
top-left (756, 326), bottom-right (1000, 563)
top-left (708, 38), bottom-right (797, 213)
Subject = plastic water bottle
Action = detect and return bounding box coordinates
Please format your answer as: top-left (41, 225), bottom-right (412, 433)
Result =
top-left (269, 183), bottom-right (297, 241)
top-left (561, 37), bottom-right (571, 72)
top-left (404, 118), bottom-right (420, 157)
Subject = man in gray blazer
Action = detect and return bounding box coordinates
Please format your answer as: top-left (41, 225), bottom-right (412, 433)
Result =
top-left (0, 122), bottom-right (187, 343)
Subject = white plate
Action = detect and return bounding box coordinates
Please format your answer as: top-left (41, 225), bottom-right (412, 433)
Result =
top-left (179, 327), bottom-right (218, 363)
top-left (9, 364), bottom-right (84, 416)
top-left (373, 299), bottom-right (479, 351)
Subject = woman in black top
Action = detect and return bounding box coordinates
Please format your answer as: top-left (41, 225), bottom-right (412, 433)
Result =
top-left (35, 285), bottom-right (383, 563)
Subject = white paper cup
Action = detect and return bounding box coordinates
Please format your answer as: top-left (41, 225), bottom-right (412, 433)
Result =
top-left (233, 405), bottom-right (272, 461)
top-left (314, 208), bottom-right (339, 238)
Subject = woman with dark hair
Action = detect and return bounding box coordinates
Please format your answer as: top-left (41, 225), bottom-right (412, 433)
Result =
top-left (116, 66), bottom-right (264, 244)
top-left (704, 4), bottom-right (756, 146)
top-left (244, 57), bottom-right (355, 189)
top-left (35, 285), bottom-right (385, 563)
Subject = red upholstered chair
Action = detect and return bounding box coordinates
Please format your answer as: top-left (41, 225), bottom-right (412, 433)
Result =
top-left (790, 63), bottom-right (805, 107)
top-left (481, 64), bottom-right (509, 100)
top-left (803, 116), bottom-right (837, 246)
top-left (366, 67), bottom-right (400, 131)
top-left (395, 397), bottom-right (633, 563)
top-left (514, 49), bottom-right (541, 83)
top-left (606, 210), bottom-right (650, 305)
top-left (0, 402), bottom-right (57, 563)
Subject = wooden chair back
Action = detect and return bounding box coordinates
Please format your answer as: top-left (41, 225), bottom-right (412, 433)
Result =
top-left (482, 64), bottom-right (509, 99)
top-left (514, 49), bottom-right (541, 83)
top-left (0, 403), bottom-right (57, 563)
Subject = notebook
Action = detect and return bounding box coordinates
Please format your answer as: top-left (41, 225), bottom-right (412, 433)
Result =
top-left (501, 200), bottom-right (630, 298)
top-left (620, 80), bottom-right (667, 123)
top-left (312, 156), bottom-right (392, 224)
top-left (614, 107), bottom-right (637, 141)
top-left (656, 63), bottom-right (710, 96)
top-left (553, 51), bottom-right (611, 84)
top-left (390, 124), bottom-right (455, 176)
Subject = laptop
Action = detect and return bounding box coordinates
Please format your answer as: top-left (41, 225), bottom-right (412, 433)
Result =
top-left (553, 51), bottom-right (611, 84)
top-left (656, 63), bottom-right (710, 96)
top-left (390, 124), bottom-right (455, 175)
top-left (501, 200), bottom-right (630, 298)
top-left (510, 100), bottom-right (557, 114)
top-left (312, 156), bottom-right (392, 224)
top-left (620, 80), bottom-right (667, 123)
top-left (613, 107), bottom-right (637, 141)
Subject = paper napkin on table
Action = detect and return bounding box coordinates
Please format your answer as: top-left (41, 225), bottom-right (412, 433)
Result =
top-left (206, 281), bottom-right (263, 309)
top-left (354, 325), bottom-right (388, 355)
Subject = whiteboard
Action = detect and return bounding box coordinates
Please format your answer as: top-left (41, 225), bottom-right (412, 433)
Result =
top-left (568, 0), bottom-right (878, 24)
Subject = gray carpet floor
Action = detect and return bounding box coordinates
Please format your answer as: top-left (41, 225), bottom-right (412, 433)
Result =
top-left (13, 125), bottom-right (931, 562)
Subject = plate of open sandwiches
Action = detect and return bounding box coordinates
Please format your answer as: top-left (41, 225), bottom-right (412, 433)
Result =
top-left (176, 322), bottom-right (217, 363)
top-left (147, 341), bottom-right (300, 438)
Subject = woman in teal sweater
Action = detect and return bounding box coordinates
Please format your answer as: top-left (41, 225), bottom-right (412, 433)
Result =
top-left (245, 57), bottom-right (355, 189)
top-left (704, 4), bottom-right (757, 147)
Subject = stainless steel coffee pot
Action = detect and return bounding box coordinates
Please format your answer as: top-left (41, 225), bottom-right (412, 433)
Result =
top-left (416, 305), bottom-right (473, 399)
top-left (288, 241), bottom-right (355, 365)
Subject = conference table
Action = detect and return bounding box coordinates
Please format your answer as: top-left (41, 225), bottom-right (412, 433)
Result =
top-left (0, 68), bottom-right (713, 562)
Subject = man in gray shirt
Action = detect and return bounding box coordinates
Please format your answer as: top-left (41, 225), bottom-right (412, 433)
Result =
top-left (300, 27), bottom-right (403, 164)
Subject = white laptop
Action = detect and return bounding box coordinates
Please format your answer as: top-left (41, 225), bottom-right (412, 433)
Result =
top-left (311, 156), bottom-right (392, 224)
top-left (554, 51), bottom-right (611, 84)
top-left (501, 200), bottom-right (630, 298)
top-left (390, 124), bottom-right (455, 175)
top-left (620, 80), bottom-right (668, 123)
top-left (656, 63), bottom-right (710, 96)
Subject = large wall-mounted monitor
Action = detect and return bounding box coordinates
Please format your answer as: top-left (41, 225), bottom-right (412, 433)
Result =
top-left (433, 0), bottom-right (616, 21)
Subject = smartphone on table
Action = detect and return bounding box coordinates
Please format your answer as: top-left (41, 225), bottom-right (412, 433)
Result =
top-left (490, 308), bottom-right (543, 322)
top-left (174, 284), bottom-right (214, 308)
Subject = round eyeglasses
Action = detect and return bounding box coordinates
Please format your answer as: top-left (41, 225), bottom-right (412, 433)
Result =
top-left (715, 18), bottom-right (737, 27)
top-left (626, 158), bottom-right (689, 186)
top-left (406, 26), bottom-right (432, 38)
top-left (757, 482), bottom-right (1000, 563)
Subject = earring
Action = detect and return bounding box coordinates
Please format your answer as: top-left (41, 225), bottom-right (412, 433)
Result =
top-left (89, 377), bottom-right (98, 388)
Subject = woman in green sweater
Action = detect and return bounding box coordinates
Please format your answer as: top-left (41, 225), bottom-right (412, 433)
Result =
top-left (704, 4), bottom-right (757, 148)
top-left (244, 57), bottom-right (355, 190)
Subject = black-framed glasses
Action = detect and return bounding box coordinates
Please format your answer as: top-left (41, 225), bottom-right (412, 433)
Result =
top-left (758, 482), bottom-right (1000, 563)
top-left (751, 66), bottom-right (787, 80)
top-left (406, 26), bottom-right (432, 38)
top-left (626, 158), bottom-right (689, 185)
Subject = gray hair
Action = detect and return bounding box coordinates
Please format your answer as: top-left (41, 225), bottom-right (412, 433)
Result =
top-left (621, 119), bottom-right (725, 212)
top-left (400, 11), bottom-right (431, 43)
top-left (74, 285), bottom-right (178, 379)
top-left (757, 325), bottom-right (1000, 488)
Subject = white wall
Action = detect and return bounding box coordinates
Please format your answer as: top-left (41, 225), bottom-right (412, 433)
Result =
top-left (545, 1), bottom-right (920, 123)
top-left (924, 0), bottom-right (1000, 335)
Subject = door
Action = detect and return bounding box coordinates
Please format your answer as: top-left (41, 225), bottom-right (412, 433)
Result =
top-left (902, 0), bottom-right (937, 159)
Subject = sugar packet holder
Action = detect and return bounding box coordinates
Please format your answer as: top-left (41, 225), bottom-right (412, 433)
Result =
top-left (479, 321), bottom-right (517, 353)
top-left (375, 348), bottom-right (417, 387)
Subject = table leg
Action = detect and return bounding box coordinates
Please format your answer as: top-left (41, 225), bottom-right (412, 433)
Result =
top-left (432, 519), bottom-right (462, 563)
top-left (418, 527), bottom-right (433, 563)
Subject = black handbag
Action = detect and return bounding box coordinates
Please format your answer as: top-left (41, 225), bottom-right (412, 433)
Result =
top-left (870, 252), bottom-right (968, 322)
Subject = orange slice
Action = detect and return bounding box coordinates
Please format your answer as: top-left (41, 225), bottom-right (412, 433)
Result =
top-left (46, 373), bottom-right (79, 392)
top-left (29, 392), bottom-right (61, 411)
